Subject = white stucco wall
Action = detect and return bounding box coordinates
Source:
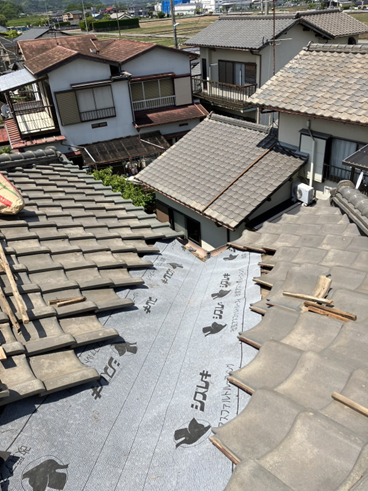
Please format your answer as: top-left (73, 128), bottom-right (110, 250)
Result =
top-left (48, 59), bottom-right (111, 91)
top-left (48, 59), bottom-right (136, 145)
top-left (200, 47), bottom-right (261, 87)
top-left (123, 48), bottom-right (191, 78)
top-left (260, 26), bottom-right (349, 85)
top-left (278, 112), bottom-right (368, 198)
top-left (278, 112), bottom-right (368, 149)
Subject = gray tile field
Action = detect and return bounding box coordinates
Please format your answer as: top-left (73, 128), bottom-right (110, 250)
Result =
top-left (212, 199), bottom-right (368, 490)
top-left (137, 114), bottom-right (306, 229)
top-left (0, 239), bottom-right (261, 490)
top-left (0, 148), bottom-right (183, 410)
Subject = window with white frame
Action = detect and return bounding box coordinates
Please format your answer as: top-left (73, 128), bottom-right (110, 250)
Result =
top-left (130, 78), bottom-right (175, 111)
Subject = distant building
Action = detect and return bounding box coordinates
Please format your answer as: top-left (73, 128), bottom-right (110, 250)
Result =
top-left (0, 35), bottom-right (207, 168)
top-left (161, 0), bottom-right (191, 14)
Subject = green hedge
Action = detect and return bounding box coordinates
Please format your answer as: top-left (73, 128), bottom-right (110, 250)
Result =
top-left (92, 17), bottom-right (139, 30)
top-left (57, 21), bottom-right (70, 26)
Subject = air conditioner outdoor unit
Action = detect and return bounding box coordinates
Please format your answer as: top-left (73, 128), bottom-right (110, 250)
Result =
top-left (292, 182), bottom-right (314, 205)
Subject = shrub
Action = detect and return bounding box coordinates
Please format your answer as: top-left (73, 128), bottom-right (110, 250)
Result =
top-left (91, 167), bottom-right (155, 212)
top-left (90, 17), bottom-right (139, 30)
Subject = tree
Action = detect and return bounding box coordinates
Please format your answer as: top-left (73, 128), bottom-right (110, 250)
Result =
top-left (0, 15), bottom-right (7, 26)
top-left (4, 30), bottom-right (18, 38)
top-left (157, 10), bottom-right (165, 17)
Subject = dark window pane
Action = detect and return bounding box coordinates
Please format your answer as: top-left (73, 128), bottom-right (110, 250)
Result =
top-left (187, 217), bottom-right (201, 245)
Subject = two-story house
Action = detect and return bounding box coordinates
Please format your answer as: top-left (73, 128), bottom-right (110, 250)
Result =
top-left (0, 35), bottom-right (207, 168)
top-left (62, 11), bottom-right (84, 25)
top-left (185, 10), bottom-right (368, 124)
top-left (250, 42), bottom-right (368, 199)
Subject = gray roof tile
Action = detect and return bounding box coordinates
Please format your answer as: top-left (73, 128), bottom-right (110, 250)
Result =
top-left (185, 11), bottom-right (368, 49)
top-left (137, 113), bottom-right (306, 229)
top-left (251, 43), bottom-right (368, 123)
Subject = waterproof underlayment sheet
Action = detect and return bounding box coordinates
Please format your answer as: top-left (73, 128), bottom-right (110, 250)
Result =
top-left (0, 240), bottom-right (261, 491)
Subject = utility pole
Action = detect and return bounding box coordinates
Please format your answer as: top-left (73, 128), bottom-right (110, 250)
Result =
top-left (81, 0), bottom-right (88, 32)
top-left (115, 1), bottom-right (121, 38)
top-left (169, 0), bottom-right (178, 49)
top-left (272, 0), bottom-right (275, 76)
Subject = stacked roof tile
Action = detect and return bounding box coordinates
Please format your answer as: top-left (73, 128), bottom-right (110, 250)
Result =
top-left (185, 11), bottom-right (368, 49)
top-left (0, 148), bottom-right (181, 406)
top-left (210, 199), bottom-right (368, 490)
top-left (331, 180), bottom-right (368, 236)
top-left (137, 113), bottom-right (307, 229)
top-left (250, 43), bottom-right (368, 124)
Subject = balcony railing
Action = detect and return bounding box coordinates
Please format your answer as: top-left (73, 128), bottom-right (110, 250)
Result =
top-left (324, 164), bottom-right (368, 196)
top-left (80, 106), bottom-right (116, 122)
top-left (192, 76), bottom-right (257, 108)
top-left (132, 95), bottom-right (176, 112)
top-left (12, 101), bottom-right (57, 135)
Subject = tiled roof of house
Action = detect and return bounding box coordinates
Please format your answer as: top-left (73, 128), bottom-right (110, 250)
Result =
top-left (185, 11), bottom-right (368, 49)
top-left (250, 43), bottom-right (368, 125)
top-left (0, 147), bottom-right (181, 407)
top-left (19, 35), bottom-right (192, 76)
top-left (298, 10), bottom-right (368, 38)
top-left (80, 132), bottom-right (170, 166)
top-left (185, 16), bottom-right (297, 49)
top-left (15, 28), bottom-right (62, 42)
top-left (134, 104), bottom-right (209, 129)
top-left (342, 143), bottom-right (368, 171)
top-left (215, 198), bottom-right (368, 490)
top-left (136, 113), bottom-right (307, 229)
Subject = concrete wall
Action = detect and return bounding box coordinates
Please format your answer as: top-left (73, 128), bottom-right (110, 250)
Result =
top-left (123, 48), bottom-right (191, 78)
top-left (260, 27), bottom-right (352, 86)
top-left (140, 118), bottom-right (200, 136)
top-left (278, 112), bottom-right (368, 198)
top-left (248, 179), bottom-right (293, 220)
top-left (48, 59), bottom-right (136, 145)
top-left (156, 192), bottom-right (228, 250)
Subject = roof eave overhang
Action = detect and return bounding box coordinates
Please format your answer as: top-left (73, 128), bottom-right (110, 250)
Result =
top-left (299, 19), bottom-right (334, 39)
top-left (258, 106), bottom-right (368, 127)
top-left (135, 181), bottom-right (237, 230)
top-left (238, 156), bottom-right (308, 228)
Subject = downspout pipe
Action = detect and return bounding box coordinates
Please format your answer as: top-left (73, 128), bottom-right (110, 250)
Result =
top-left (307, 120), bottom-right (315, 187)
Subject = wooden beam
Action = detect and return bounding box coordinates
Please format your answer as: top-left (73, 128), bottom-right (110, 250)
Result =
top-left (0, 346), bottom-right (6, 360)
top-left (332, 392), bottom-right (368, 418)
top-left (283, 292), bottom-right (334, 305)
top-left (0, 285), bottom-right (22, 334)
top-left (0, 242), bottom-right (28, 324)
top-left (304, 301), bottom-right (356, 322)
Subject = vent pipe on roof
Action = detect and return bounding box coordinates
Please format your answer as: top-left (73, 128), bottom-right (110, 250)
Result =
top-left (307, 120), bottom-right (316, 187)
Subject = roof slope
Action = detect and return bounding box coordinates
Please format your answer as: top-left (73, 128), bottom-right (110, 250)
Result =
top-left (19, 35), bottom-right (191, 76)
top-left (217, 199), bottom-right (368, 490)
top-left (250, 43), bottom-right (368, 125)
top-left (185, 16), bottom-right (297, 50)
top-left (15, 28), bottom-right (51, 42)
top-left (0, 147), bottom-right (181, 408)
top-left (298, 10), bottom-right (368, 38)
top-left (137, 113), bottom-right (307, 229)
top-left (185, 11), bottom-right (368, 49)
